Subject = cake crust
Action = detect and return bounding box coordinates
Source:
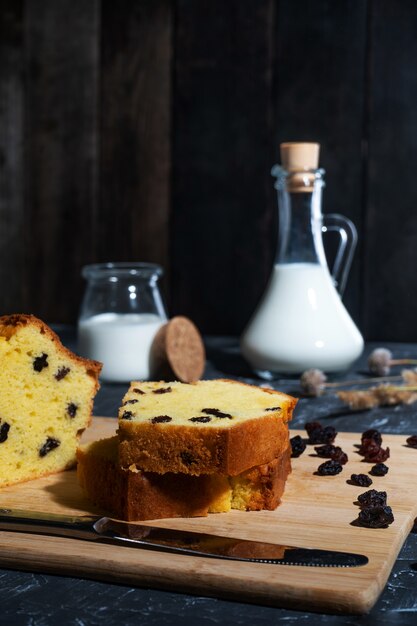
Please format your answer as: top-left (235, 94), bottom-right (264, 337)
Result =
top-left (118, 379), bottom-right (296, 476)
top-left (77, 437), bottom-right (292, 521)
top-left (0, 313), bottom-right (102, 487)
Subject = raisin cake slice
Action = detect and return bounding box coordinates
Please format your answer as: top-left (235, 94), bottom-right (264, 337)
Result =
top-left (0, 314), bottom-right (101, 487)
top-left (118, 379), bottom-right (296, 476)
top-left (77, 436), bottom-right (292, 521)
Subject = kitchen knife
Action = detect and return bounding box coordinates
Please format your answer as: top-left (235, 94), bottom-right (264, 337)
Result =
top-left (0, 508), bottom-right (368, 567)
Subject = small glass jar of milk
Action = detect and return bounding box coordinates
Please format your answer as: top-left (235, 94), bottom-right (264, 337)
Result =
top-left (77, 262), bottom-right (167, 382)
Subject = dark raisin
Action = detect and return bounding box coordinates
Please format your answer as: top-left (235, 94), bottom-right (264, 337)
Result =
top-left (265, 406), bottom-right (281, 412)
top-left (189, 416), bottom-right (212, 423)
top-left (350, 474), bottom-right (373, 487)
top-left (357, 505), bottom-right (394, 528)
top-left (290, 435), bottom-right (306, 458)
top-left (33, 353), bottom-right (48, 372)
top-left (331, 448), bottom-right (348, 465)
top-left (305, 422), bottom-right (336, 444)
top-left (361, 429), bottom-right (382, 447)
top-left (363, 446), bottom-right (390, 463)
top-left (406, 435), bottom-right (417, 448)
top-left (55, 366), bottom-right (70, 381)
top-left (314, 444), bottom-right (337, 457)
top-left (370, 463), bottom-right (389, 476)
top-left (358, 440), bottom-right (381, 456)
top-left (151, 415), bottom-right (172, 423)
top-left (66, 403), bottom-right (78, 418)
top-left (180, 451), bottom-right (196, 466)
top-left (123, 399), bottom-right (139, 405)
top-left (357, 489), bottom-right (387, 508)
top-left (153, 387), bottom-right (172, 394)
top-left (39, 437), bottom-right (60, 457)
top-left (0, 422), bottom-right (10, 443)
top-left (316, 460), bottom-right (343, 476)
top-left (201, 408), bottom-right (233, 419)
top-left (121, 411), bottom-right (133, 420)
top-left (133, 388), bottom-right (145, 395)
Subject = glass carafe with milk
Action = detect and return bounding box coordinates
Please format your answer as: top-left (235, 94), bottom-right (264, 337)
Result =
top-left (241, 142), bottom-right (364, 377)
top-left (78, 263), bottom-right (167, 382)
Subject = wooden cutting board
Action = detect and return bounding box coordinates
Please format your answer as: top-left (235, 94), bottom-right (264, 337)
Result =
top-left (0, 417), bottom-right (416, 615)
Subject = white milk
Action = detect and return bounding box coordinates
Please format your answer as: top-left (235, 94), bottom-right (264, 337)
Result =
top-left (78, 313), bottom-right (165, 382)
top-left (241, 263), bottom-right (364, 374)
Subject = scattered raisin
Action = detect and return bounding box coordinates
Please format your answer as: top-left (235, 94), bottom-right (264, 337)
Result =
top-left (314, 444), bottom-right (337, 457)
top-left (305, 422), bottom-right (337, 444)
top-left (363, 446), bottom-right (390, 463)
top-left (331, 448), bottom-right (348, 465)
top-left (55, 366), bottom-right (70, 381)
top-left (33, 353), bottom-right (48, 372)
top-left (153, 387), bottom-right (172, 394)
top-left (370, 463), bottom-right (389, 476)
top-left (361, 429), bottom-right (382, 447)
top-left (201, 408), bottom-right (233, 419)
top-left (406, 435), bottom-right (417, 448)
top-left (265, 406), bottom-right (281, 412)
top-left (357, 505), bottom-right (394, 528)
top-left (123, 399), bottom-right (139, 405)
top-left (151, 415), bottom-right (172, 423)
top-left (39, 437), bottom-right (60, 457)
top-left (0, 422), bottom-right (10, 443)
top-left (350, 474), bottom-right (373, 487)
top-left (189, 416), bottom-right (212, 423)
top-left (316, 460), bottom-right (343, 476)
top-left (357, 489), bottom-right (387, 508)
top-left (133, 388), bottom-right (145, 395)
top-left (290, 435), bottom-right (306, 458)
top-left (121, 411), bottom-right (133, 420)
top-left (180, 451), bottom-right (196, 466)
top-left (358, 439), bottom-right (381, 456)
top-left (67, 403), bottom-right (78, 418)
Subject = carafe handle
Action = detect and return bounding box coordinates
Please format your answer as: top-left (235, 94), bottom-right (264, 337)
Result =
top-left (322, 214), bottom-right (357, 297)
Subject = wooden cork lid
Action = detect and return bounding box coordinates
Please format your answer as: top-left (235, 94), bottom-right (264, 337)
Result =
top-left (150, 316), bottom-right (206, 382)
top-left (280, 142), bottom-right (320, 192)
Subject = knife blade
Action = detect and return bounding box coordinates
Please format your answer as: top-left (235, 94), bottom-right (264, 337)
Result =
top-left (0, 508), bottom-right (368, 567)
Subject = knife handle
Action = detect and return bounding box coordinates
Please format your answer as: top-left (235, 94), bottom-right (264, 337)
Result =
top-left (0, 508), bottom-right (100, 541)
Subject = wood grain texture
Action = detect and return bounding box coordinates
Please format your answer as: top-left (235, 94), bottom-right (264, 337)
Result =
top-left (99, 0), bottom-right (172, 292)
top-left (0, 1), bottom-right (25, 312)
top-left (363, 0), bottom-right (417, 341)
top-left (172, 0), bottom-right (276, 334)
top-left (0, 417), bottom-right (414, 615)
top-left (273, 0), bottom-right (368, 327)
top-left (24, 0), bottom-right (99, 323)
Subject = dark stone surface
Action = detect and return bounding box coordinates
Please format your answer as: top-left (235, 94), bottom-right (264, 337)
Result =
top-left (4, 331), bottom-right (417, 624)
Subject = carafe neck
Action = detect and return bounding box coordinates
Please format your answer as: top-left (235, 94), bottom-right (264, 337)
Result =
top-left (272, 166), bottom-right (327, 266)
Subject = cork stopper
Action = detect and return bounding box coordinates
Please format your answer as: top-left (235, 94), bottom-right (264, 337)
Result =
top-left (280, 142), bottom-right (320, 192)
top-left (150, 316), bottom-right (206, 383)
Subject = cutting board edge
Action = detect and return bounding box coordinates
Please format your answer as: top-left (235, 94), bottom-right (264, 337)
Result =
top-left (0, 543), bottom-right (378, 615)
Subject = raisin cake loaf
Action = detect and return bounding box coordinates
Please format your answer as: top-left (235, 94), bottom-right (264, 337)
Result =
top-left (77, 436), bottom-right (291, 520)
top-left (0, 314), bottom-right (101, 487)
top-left (118, 379), bottom-right (296, 476)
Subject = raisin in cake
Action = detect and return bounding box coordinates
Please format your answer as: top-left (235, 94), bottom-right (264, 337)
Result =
top-left (118, 379), bottom-right (296, 476)
top-left (77, 436), bottom-right (291, 520)
top-left (0, 314), bottom-right (101, 487)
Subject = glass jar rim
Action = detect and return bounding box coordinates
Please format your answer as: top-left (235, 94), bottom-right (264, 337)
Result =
top-left (82, 262), bottom-right (164, 280)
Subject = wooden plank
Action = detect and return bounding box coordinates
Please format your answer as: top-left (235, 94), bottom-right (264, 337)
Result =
top-left (363, 1), bottom-right (417, 341)
top-left (99, 0), bottom-right (172, 290)
top-left (0, 417), bottom-right (413, 614)
top-left (0, 0), bottom-right (25, 312)
top-left (172, 0), bottom-right (275, 334)
top-left (25, 0), bottom-right (99, 322)
top-left (273, 0), bottom-right (368, 327)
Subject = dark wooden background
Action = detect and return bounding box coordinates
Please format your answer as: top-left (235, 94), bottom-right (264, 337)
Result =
top-left (0, 0), bottom-right (415, 340)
